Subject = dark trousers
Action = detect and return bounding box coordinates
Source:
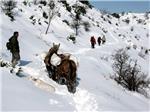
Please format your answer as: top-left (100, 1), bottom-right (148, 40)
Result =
top-left (91, 43), bottom-right (95, 48)
top-left (98, 41), bottom-right (101, 46)
top-left (11, 52), bottom-right (20, 67)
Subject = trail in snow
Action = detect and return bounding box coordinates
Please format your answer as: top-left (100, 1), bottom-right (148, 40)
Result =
top-left (12, 64), bottom-right (99, 111)
top-left (1, 22), bottom-right (141, 110)
top-left (73, 25), bottom-right (120, 56)
top-left (73, 89), bottom-right (98, 112)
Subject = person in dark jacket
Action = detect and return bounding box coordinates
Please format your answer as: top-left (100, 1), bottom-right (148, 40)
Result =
top-left (9, 31), bottom-right (20, 67)
top-left (97, 36), bottom-right (102, 46)
top-left (90, 36), bottom-right (96, 48)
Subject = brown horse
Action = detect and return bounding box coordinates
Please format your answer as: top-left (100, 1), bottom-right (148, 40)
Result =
top-left (44, 43), bottom-right (77, 93)
top-left (55, 58), bottom-right (77, 93)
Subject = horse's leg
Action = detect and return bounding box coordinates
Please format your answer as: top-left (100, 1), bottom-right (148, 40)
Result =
top-left (51, 66), bottom-right (58, 81)
top-left (46, 65), bottom-right (53, 78)
top-left (69, 61), bottom-right (77, 93)
top-left (66, 65), bottom-right (76, 93)
top-left (46, 65), bottom-right (57, 82)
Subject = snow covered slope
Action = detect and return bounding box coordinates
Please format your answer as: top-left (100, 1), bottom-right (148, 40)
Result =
top-left (0, 0), bottom-right (149, 111)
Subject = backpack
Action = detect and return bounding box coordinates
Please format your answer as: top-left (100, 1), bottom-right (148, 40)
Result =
top-left (6, 41), bottom-right (11, 50)
top-left (91, 37), bottom-right (96, 43)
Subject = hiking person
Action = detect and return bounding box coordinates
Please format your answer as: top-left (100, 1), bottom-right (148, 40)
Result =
top-left (102, 35), bottom-right (106, 44)
top-left (97, 36), bottom-right (102, 46)
top-left (90, 36), bottom-right (96, 48)
top-left (7, 31), bottom-right (20, 67)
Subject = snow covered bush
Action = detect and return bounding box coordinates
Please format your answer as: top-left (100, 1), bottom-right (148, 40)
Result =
top-left (111, 13), bottom-right (120, 19)
top-left (0, 0), bottom-right (17, 21)
top-left (60, 0), bottom-right (71, 12)
top-left (32, 0), bottom-right (38, 5)
top-left (63, 20), bottom-right (70, 26)
top-left (108, 20), bottom-right (112, 24)
top-left (76, 5), bottom-right (87, 15)
top-left (124, 18), bottom-right (130, 24)
top-left (43, 11), bottom-right (48, 19)
top-left (29, 15), bottom-right (37, 25)
top-left (39, 0), bottom-right (47, 6)
top-left (112, 49), bottom-right (150, 97)
top-left (79, 0), bottom-right (93, 9)
top-left (137, 19), bottom-right (143, 24)
top-left (23, 0), bottom-right (28, 6)
top-left (67, 34), bottom-right (76, 44)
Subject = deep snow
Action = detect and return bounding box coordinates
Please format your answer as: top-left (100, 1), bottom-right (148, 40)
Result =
top-left (0, 0), bottom-right (149, 111)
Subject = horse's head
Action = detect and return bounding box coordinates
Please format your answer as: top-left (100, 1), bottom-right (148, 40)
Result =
top-left (67, 81), bottom-right (76, 94)
top-left (49, 43), bottom-right (60, 54)
top-left (51, 43), bottom-right (60, 54)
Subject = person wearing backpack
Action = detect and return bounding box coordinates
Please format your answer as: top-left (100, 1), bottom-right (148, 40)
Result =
top-left (90, 36), bottom-right (96, 48)
top-left (97, 36), bottom-right (102, 46)
top-left (6, 31), bottom-right (20, 67)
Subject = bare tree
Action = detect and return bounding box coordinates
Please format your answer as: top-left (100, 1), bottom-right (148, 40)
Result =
top-left (0, 0), bottom-right (17, 21)
top-left (45, 0), bottom-right (59, 34)
top-left (73, 0), bottom-right (80, 36)
top-left (72, 0), bottom-right (87, 36)
top-left (112, 49), bottom-right (150, 97)
top-left (112, 49), bottom-right (130, 84)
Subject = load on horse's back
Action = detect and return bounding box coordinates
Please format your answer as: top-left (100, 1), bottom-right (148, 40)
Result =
top-left (44, 43), bottom-right (78, 93)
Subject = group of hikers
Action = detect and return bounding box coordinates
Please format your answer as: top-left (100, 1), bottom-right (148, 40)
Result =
top-left (90, 35), bottom-right (106, 48)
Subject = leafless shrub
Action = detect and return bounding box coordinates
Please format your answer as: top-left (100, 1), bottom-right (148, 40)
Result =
top-left (112, 49), bottom-right (150, 97)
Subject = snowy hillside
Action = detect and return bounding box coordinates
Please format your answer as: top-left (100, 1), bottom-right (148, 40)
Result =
top-left (0, 0), bottom-right (150, 111)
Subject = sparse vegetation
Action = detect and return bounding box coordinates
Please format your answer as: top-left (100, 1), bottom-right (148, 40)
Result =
top-left (60, 0), bottom-right (71, 12)
top-left (112, 49), bottom-right (150, 97)
top-left (29, 15), bottom-right (34, 19)
top-left (79, 0), bottom-right (93, 9)
top-left (137, 19), bottom-right (144, 24)
top-left (43, 11), bottom-right (48, 19)
top-left (67, 34), bottom-right (76, 44)
top-left (124, 18), bottom-right (130, 24)
top-left (1, 0), bottom-right (17, 21)
top-left (23, 0), bottom-right (28, 6)
top-left (63, 20), bottom-right (70, 26)
top-left (108, 20), bottom-right (112, 24)
top-left (111, 13), bottom-right (120, 19)
top-left (39, 0), bottom-right (47, 6)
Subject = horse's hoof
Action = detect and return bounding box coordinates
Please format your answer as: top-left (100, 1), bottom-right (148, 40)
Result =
top-left (68, 88), bottom-right (76, 94)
